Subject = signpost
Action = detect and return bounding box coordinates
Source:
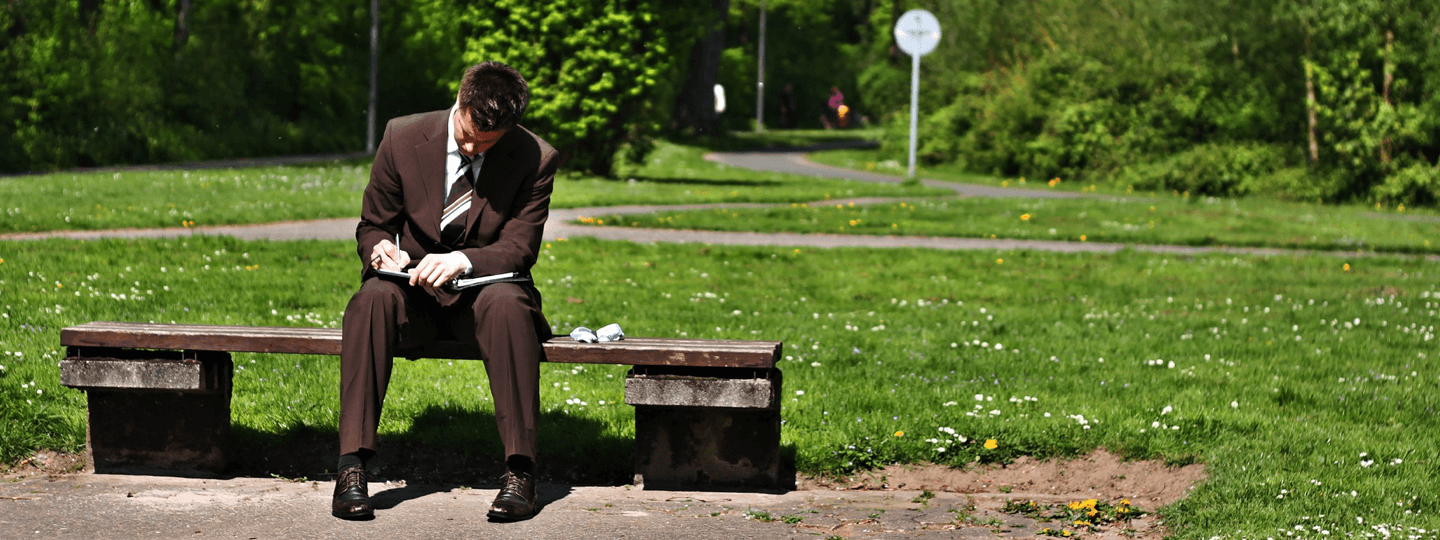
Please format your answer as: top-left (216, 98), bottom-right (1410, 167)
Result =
top-left (893, 10), bottom-right (941, 180)
top-left (756, 0), bottom-right (766, 132)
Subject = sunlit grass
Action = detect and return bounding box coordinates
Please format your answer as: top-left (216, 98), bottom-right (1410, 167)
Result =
top-left (1, 235), bottom-right (1438, 538)
top-left (0, 137), bottom-right (944, 234)
top-left (587, 193), bottom-right (1440, 255)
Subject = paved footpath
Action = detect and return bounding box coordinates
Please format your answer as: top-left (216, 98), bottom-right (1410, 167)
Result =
top-left (0, 471), bottom-right (1169, 540)
top-left (2, 148), bottom-right (1424, 262)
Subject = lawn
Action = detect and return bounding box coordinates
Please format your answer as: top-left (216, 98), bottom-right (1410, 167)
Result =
top-left (585, 188), bottom-right (1440, 255)
top-left (1, 235), bottom-right (1436, 539)
top-left (0, 136), bottom-right (943, 234)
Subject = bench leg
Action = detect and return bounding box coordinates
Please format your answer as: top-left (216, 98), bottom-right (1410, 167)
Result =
top-left (626, 367), bottom-right (784, 489)
top-left (86, 388), bottom-right (231, 475)
top-left (632, 406), bottom-right (781, 489)
top-left (61, 349), bottom-right (233, 476)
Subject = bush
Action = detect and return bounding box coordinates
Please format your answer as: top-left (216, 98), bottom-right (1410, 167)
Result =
top-left (1116, 143), bottom-right (1292, 196)
top-left (1371, 162), bottom-right (1440, 206)
top-left (461, 1), bottom-right (705, 176)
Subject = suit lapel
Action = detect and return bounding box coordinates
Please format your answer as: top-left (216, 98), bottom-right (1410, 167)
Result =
top-left (414, 113), bottom-right (450, 240)
top-left (464, 131), bottom-right (523, 238)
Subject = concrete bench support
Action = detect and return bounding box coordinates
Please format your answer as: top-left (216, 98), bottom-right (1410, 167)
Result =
top-left (58, 322), bottom-right (783, 484)
top-left (60, 347), bottom-right (232, 475)
top-left (625, 366), bottom-right (783, 489)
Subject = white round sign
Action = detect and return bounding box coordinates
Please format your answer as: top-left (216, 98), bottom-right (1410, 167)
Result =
top-left (894, 9), bottom-right (941, 57)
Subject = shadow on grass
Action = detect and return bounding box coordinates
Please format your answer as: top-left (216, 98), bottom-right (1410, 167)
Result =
top-left (227, 405), bottom-right (633, 488)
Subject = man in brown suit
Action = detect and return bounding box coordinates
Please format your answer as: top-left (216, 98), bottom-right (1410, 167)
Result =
top-left (333, 61), bottom-right (557, 521)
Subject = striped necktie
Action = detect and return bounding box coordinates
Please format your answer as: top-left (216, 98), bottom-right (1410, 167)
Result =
top-left (441, 153), bottom-right (477, 247)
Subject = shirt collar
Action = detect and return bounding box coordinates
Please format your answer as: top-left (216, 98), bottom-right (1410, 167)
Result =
top-left (446, 103), bottom-right (460, 156)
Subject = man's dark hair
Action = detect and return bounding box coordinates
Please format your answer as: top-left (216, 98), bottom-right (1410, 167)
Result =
top-left (458, 61), bottom-right (529, 132)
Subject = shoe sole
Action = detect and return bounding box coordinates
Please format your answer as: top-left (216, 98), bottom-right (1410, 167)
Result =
top-left (486, 509), bottom-right (534, 521)
top-left (333, 508), bottom-right (375, 520)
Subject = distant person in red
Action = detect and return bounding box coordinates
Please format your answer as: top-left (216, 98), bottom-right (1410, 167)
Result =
top-left (823, 87), bottom-right (848, 129)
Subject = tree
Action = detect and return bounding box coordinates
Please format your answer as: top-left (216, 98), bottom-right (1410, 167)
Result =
top-left (460, 0), bottom-right (708, 176)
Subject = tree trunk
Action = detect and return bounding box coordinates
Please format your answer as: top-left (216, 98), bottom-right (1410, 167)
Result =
top-left (79, 0), bottom-right (101, 34)
top-left (175, 0), bottom-right (192, 46)
top-left (1380, 28), bottom-right (1393, 166)
top-left (671, 0), bottom-right (728, 135)
top-left (1304, 36), bottom-right (1319, 163)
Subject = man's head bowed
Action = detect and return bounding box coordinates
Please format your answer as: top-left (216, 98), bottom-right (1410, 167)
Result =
top-left (458, 61), bottom-right (529, 132)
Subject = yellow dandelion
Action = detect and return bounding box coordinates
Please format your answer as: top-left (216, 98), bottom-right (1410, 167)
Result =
top-left (984, 439), bottom-right (998, 449)
top-left (1343, 263), bottom-right (1351, 272)
top-left (1080, 235), bottom-right (1087, 242)
top-left (1120, 499), bottom-right (1131, 506)
top-left (1020, 213), bottom-right (1031, 221)
top-left (894, 431), bottom-right (904, 437)
top-left (997, 258), bottom-right (1004, 264)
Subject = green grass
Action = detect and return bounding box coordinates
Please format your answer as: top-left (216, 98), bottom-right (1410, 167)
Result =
top-left (0, 136), bottom-right (943, 234)
top-left (2, 236), bottom-right (1438, 538)
top-left (587, 191), bottom-right (1440, 255)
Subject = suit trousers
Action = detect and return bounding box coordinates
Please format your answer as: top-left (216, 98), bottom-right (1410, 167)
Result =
top-left (339, 277), bottom-right (547, 461)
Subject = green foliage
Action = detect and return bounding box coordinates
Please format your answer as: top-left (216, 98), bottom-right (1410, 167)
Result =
top-left (877, 51), bottom-right (1210, 183)
top-left (1118, 143), bottom-right (1293, 197)
top-left (459, 1), bottom-right (707, 176)
top-left (1372, 162), bottom-right (1440, 206)
top-left (0, 0), bottom-right (464, 173)
top-left (850, 0), bottom-right (1440, 206)
top-left (717, 0), bottom-right (873, 130)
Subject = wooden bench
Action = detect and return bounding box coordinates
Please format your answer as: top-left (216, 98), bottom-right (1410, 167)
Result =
top-left (59, 321), bottom-right (784, 489)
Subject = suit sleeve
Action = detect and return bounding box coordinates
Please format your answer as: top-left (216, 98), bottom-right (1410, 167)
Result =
top-left (458, 147), bottom-right (557, 276)
top-left (355, 121), bottom-right (407, 269)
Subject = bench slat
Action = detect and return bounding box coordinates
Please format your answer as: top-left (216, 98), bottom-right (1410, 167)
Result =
top-left (61, 322), bottom-right (780, 369)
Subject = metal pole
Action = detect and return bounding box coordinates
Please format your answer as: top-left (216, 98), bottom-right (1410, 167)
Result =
top-left (908, 52), bottom-right (919, 179)
top-left (755, 0), bottom-right (766, 132)
top-left (366, 0), bottom-right (379, 153)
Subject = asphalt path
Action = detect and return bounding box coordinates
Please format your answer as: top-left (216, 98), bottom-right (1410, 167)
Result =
top-left (3, 148), bottom-right (1426, 262)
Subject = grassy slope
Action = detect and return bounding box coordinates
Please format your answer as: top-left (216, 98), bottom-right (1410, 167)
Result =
top-left (589, 194), bottom-right (1440, 255)
top-left (1, 236), bottom-right (1437, 538)
top-left (0, 137), bottom-right (943, 234)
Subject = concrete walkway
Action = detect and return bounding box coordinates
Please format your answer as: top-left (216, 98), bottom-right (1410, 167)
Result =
top-left (3, 148), bottom-right (1425, 262)
top-left (0, 471), bottom-right (1170, 540)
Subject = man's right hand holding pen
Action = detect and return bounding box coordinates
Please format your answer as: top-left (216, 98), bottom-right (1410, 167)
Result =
top-left (370, 239), bottom-right (411, 273)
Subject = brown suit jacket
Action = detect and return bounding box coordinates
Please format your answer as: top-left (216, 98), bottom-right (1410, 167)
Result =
top-left (356, 109), bottom-right (558, 307)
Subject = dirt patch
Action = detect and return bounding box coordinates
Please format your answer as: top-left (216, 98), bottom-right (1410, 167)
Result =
top-left (0, 449), bottom-right (86, 480)
top-left (799, 449), bottom-right (1206, 539)
top-left (803, 449), bottom-right (1205, 508)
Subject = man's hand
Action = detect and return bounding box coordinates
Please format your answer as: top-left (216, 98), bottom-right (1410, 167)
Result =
top-left (370, 240), bottom-right (411, 272)
top-left (410, 252), bottom-right (470, 289)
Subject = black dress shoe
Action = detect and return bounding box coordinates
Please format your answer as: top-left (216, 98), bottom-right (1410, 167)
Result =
top-left (332, 466), bottom-right (374, 519)
top-left (486, 471), bottom-right (536, 521)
